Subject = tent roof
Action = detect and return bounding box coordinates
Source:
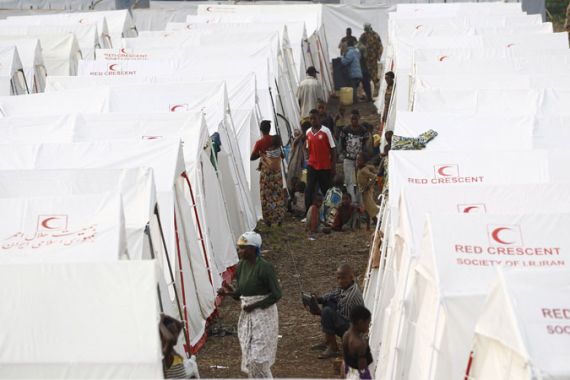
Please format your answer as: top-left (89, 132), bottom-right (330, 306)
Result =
top-left (0, 192), bottom-right (127, 263)
top-left (420, 212), bottom-right (570, 296)
top-left (476, 268), bottom-right (570, 377)
top-left (388, 150), bottom-right (550, 208)
top-left (0, 260), bottom-right (162, 378)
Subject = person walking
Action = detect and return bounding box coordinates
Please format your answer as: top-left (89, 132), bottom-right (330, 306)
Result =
top-left (218, 232), bottom-right (282, 378)
top-left (304, 109), bottom-right (337, 212)
top-left (359, 23), bottom-right (383, 93)
top-left (297, 66), bottom-right (325, 121)
top-left (341, 39), bottom-right (363, 105)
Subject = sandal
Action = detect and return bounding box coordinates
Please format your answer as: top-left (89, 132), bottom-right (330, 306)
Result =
top-left (318, 348), bottom-right (340, 359)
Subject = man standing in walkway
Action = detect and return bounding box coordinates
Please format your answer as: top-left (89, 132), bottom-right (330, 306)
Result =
top-left (341, 39), bottom-right (363, 105)
top-left (382, 71), bottom-right (395, 126)
top-left (338, 27), bottom-right (358, 56)
top-left (340, 110), bottom-right (370, 203)
top-left (297, 66), bottom-right (325, 122)
top-left (359, 23), bottom-right (383, 93)
top-left (305, 109), bottom-right (336, 212)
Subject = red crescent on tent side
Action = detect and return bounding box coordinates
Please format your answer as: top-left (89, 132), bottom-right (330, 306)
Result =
top-left (206, 6), bottom-right (212, 11)
top-left (506, 43), bottom-right (515, 48)
top-left (491, 227), bottom-right (513, 245)
top-left (170, 105), bottom-right (184, 112)
top-left (120, 48), bottom-right (127, 54)
top-left (439, 55), bottom-right (448, 62)
top-left (415, 25), bottom-right (423, 30)
top-left (109, 64), bottom-right (117, 71)
top-left (462, 206), bottom-right (478, 213)
top-left (437, 165), bottom-right (453, 177)
top-left (41, 217), bottom-right (60, 230)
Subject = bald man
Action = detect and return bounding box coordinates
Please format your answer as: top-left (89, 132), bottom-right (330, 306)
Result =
top-left (307, 264), bottom-right (364, 359)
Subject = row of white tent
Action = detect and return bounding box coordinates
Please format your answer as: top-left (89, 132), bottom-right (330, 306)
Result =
top-left (0, 3), bottom-right (345, 378)
top-left (364, 2), bottom-right (570, 380)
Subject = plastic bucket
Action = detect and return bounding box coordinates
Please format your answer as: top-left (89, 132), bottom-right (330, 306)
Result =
top-left (339, 87), bottom-right (353, 106)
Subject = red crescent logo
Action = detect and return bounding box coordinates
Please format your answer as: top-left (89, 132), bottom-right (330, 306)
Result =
top-left (437, 165), bottom-right (453, 177)
top-left (41, 217), bottom-right (60, 230)
top-left (506, 43), bottom-right (515, 48)
top-left (142, 135), bottom-right (162, 140)
top-left (186, 24), bottom-right (193, 30)
top-left (415, 24), bottom-right (423, 30)
top-left (206, 6), bottom-right (212, 11)
top-left (170, 104), bottom-right (187, 112)
top-left (108, 63), bottom-right (118, 71)
top-left (439, 55), bottom-right (448, 62)
top-left (463, 206), bottom-right (479, 213)
top-left (78, 18), bottom-right (87, 24)
top-left (491, 227), bottom-right (513, 245)
top-left (120, 48), bottom-right (128, 54)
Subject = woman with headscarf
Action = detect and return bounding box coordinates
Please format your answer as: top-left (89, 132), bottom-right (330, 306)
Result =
top-left (251, 120), bottom-right (285, 227)
top-left (218, 232), bottom-right (282, 378)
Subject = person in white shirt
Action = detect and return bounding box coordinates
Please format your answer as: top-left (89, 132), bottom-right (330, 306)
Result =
top-left (297, 66), bottom-right (325, 121)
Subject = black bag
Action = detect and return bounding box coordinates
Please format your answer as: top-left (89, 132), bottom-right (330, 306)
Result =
top-left (332, 57), bottom-right (350, 90)
top-left (301, 292), bottom-right (321, 315)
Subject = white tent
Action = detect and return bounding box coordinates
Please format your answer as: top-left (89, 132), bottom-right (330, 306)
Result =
top-left (0, 87), bottom-right (108, 116)
top-left (0, 139), bottom-right (215, 349)
top-left (6, 12), bottom-right (112, 48)
top-left (0, 192), bottom-right (127, 263)
top-left (0, 38), bottom-right (46, 93)
top-left (469, 268), bottom-right (570, 380)
top-left (401, 212), bottom-right (570, 380)
top-left (0, 167), bottom-right (156, 260)
top-left (375, 183), bottom-right (570, 380)
top-left (393, 112), bottom-right (534, 151)
top-left (0, 45), bottom-right (27, 95)
top-left (0, 260), bottom-right (162, 378)
top-left (0, 20), bottom-right (100, 59)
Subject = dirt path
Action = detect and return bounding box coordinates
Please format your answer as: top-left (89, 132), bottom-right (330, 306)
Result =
top-left (197, 100), bottom-right (380, 378)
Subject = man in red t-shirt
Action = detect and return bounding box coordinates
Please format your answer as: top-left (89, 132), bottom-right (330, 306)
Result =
top-left (305, 109), bottom-right (337, 212)
top-left (251, 120), bottom-right (273, 160)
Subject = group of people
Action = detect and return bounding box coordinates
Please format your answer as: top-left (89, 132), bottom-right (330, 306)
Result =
top-left (339, 24), bottom-right (383, 104)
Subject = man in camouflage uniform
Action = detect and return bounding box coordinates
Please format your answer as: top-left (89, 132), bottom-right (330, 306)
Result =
top-left (359, 23), bottom-right (383, 92)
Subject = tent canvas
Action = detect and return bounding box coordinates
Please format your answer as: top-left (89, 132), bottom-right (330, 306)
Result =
top-left (374, 183), bottom-right (570, 379)
top-left (0, 139), bottom-right (215, 349)
top-left (469, 268), bottom-right (570, 380)
top-left (393, 112), bottom-right (534, 150)
top-left (0, 193), bottom-right (127, 263)
top-left (401, 213), bottom-right (570, 380)
top-left (0, 167), bottom-right (156, 260)
top-left (0, 260), bottom-right (162, 378)
top-left (0, 37), bottom-right (46, 93)
top-left (0, 45), bottom-right (27, 95)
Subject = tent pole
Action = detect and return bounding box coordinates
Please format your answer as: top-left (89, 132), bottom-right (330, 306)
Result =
top-left (181, 172), bottom-right (214, 286)
top-left (152, 206), bottom-right (192, 355)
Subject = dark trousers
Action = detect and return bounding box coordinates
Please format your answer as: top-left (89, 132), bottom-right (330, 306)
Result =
top-left (305, 165), bottom-right (332, 212)
top-left (362, 70), bottom-right (372, 101)
top-left (321, 306), bottom-right (350, 337)
top-left (350, 78), bottom-right (361, 104)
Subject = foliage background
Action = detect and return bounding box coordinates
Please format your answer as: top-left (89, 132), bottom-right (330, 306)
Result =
top-left (546, 0), bottom-right (568, 31)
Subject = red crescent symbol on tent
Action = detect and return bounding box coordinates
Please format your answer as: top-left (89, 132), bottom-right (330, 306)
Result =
top-left (506, 43), bottom-right (515, 48)
top-left (108, 64), bottom-right (118, 71)
top-left (170, 104), bottom-right (186, 112)
top-left (78, 18), bottom-right (87, 24)
top-left (437, 165), bottom-right (453, 177)
top-left (120, 48), bottom-right (127, 54)
top-left (206, 6), bottom-right (212, 11)
top-left (439, 55), bottom-right (448, 62)
top-left (491, 227), bottom-right (513, 245)
top-left (462, 206), bottom-right (479, 213)
top-left (415, 24), bottom-right (423, 30)
top-left (186, 24), bottom-right (192, 30)
top-left (41, 217), bottom-right (60, 230)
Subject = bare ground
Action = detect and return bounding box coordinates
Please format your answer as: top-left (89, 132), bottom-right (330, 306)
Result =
top-left (197, 99), bottom-right (380, 378)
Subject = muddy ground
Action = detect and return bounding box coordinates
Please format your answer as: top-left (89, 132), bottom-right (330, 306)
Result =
top-left (197, 99), bottom-right (381, 378)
